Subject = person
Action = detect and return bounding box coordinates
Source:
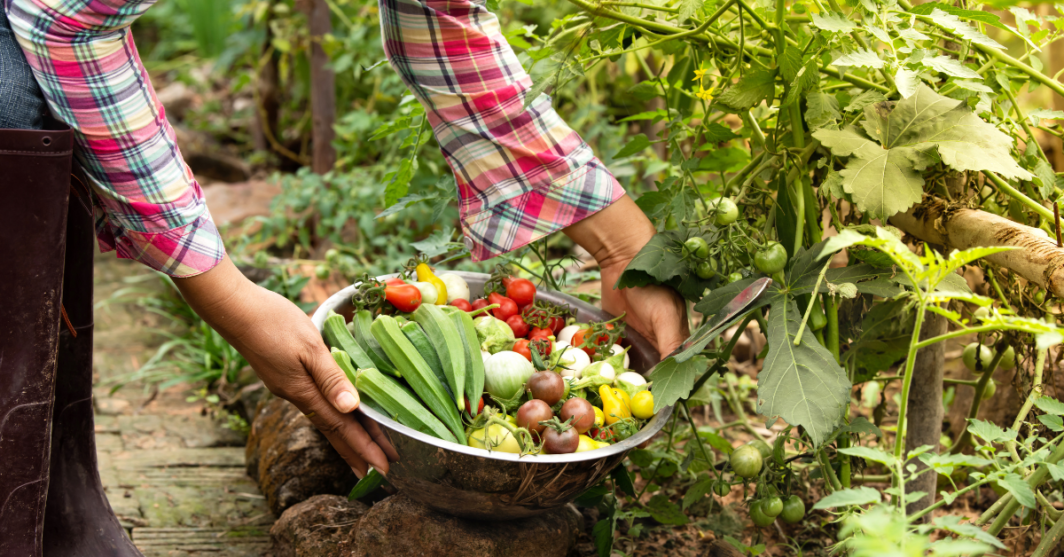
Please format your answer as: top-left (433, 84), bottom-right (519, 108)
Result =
top-left (0, 0), bottom-right (687, 554)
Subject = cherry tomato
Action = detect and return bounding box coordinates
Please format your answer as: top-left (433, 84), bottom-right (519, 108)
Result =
top-left (560, 398), bottom-right (595, 434)
top-left (589, 427), bottom-right (614, 442)
top-left (630, 391), bottom-right (655, 419)
top-left (529, 338), bottom-right (552, 358)
top-left (999, 346), bottom-right (1016, 370)
top-left (548, 316), bottom-right (565, 335)
top-left (472, 298), bottom-right (491, 312)
top-left (488, 292), bottom-right (519, 321)
top-left (384, 284), bottom-right (422, 313)
top-left (712, 480), bottom-right (731, 497)
top-left (684, 236), bottom-right (710, 259)
top-left (506, 278), bottom-right (537, 307)
top-left (982, 380), bottom-right (997, 400)
top-left (780, 495), bottom-right (806, 523)
top-left (527, 371), bottom-right (565, 405)
top-left (529, 327), bottom-right (553, 341)
top-left (761, 496), bottom-right (783, 518)
top-left (543, 427), bottom-right (579, 454)
top-left (730, 444), bottom-right (763, 479)
top-left (516, 400), bottom-right (553, 435)
top-left (384, 277), bottom-right (406, 287)
top-left (754, 241), bottom-right (788, 275)
top-left (464, 395), bottom-right (485, 417)
top-left (571, 324), bottom-right (614, 357)
top-left (450, 299), bottom-right (473, 312)
top-left (713, 197), bottom-right (739, 226)
top-left (513, 339), bottom-right (533, 361)
top-left (962, 342), bottom-right (994, 372)
top-left (727, 272), bottom-right (744, 284)
top-left (506, 314), bottom-right (530, 338)
top-left (749, 501), bottom-right (775, 527)
top-left (695, 259), bottom-right (717, 280)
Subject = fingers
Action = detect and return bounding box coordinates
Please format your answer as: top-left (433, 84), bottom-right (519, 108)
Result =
top-left (304, 341), bottom-right (360, 414)
top-left (287, 382), bottom-right (392, 476)
top-left (356, 412), bottom-right (399, 463)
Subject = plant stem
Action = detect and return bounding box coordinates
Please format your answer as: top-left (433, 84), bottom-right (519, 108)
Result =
top-left (1004, 346), bottom-right (1047, 465)
top-left (1001, 78), bottom-right (1049, 162)
top-left (985, 172), bottom-right (1057, 226)
top-left (949, 342), bottom-right (1006, 455)
top-left (893, 302), bottom-right (927, 460)
top-left (1032, 508), bottom-right (1064, 557)
top-left (908, 474), bottom-right (998, 523)
top-left (681, 403), bottom-right (715, 466)
top-left (794, 259), bottom-right (831, 346)
top-left (825, 295), bottom-right (840, 362)
top-left (987, 440), bottom-right (1064, 536)
top-left (817, 447), bottom-right (843, 492)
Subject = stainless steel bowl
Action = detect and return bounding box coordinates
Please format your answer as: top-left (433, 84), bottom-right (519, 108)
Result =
top-left (311, 271), bottom-right (671, 520)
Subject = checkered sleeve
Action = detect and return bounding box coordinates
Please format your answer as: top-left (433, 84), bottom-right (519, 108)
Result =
top-left (379, 0), bottom-right (625, 261)
top-left (5, 0), bottom-right (225, 277)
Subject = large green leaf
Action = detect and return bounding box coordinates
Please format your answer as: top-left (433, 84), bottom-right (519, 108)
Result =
top-left (811, 12), bottom-right (857, 32)
top-left (813, 85), bottom-right (1034, 219)
top-left (649, 355), bottom-right (710, 412)
top-left (615, 232), bottom-right (684, 289)
top-left (759, 296), bottom-right (851, 446)
top-left (716, 69), bottom-right (776, 110)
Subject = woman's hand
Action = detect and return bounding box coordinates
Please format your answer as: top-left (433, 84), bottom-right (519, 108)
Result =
top-left (172, 257), bottom-right (397, 477)
top-left (565, 196), bottom-right (689, 358)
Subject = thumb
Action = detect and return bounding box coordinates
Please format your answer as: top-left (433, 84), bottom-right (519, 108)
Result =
top-left (306, 343), bottom-right (360, 414)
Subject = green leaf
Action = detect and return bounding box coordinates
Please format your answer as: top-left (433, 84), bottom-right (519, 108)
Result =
top-left (701, 122), bottom-right (741, 143)
top-left (759, 295), bottom-right (851, 446)
top-left (348, 467), bottom-right (386, 500)
top-left (812, 486), bottom-right (881, 509)
top-left (813, 85), bottom-right (1034, 219)
top-left (832, 49), bottom-right (884, 69)
top-left (384, 159), bottom-right (414, 207)
top-left (1037, 414), bottom-right (1064, 432)
top-left (844, 91), bottom-right (887, 113)
top-left (967, 418), bottom-right (1018, 444)
top-left (932, 516), bottom-right (1006, 550)
top-left (697, 147), bottom-right (750, 173)
top-left (805, 92), bottom-right (841, 130)
top-left (614, 133), bottom-right (653, 159)
top-left (898, 27), bottom-right (930, 42)
top-left (838, 446), bottom-right (897, 467)
top-left (698, 430), bottom-right (734, 454)
top-left (844, 298), bottom-right (914, 382)
top-left (616, 232), bottom-right (684, 288)
top-left (929, 539), bottom-right (993, 556)
top-left (895, 67), bottom-right (921, 98)
top-left (628, 81), bottom-right (662, 101)
top-left (1028, 109), bottom-right (1064, 126)
top-left (1033, 159), bottom-right (1056, 199)
top-left (921, 56), bottom-right (981, 80)
top-left (410, 228), bottom-right (458, 258)
top-left (1047, 462), bottom-right (1064, 482)
top-left (611, 465), bottom-right (636, 497)
top-left (1034, 396), bottom-right (1064, 415)
top-left (683, 474), bottom-right (716, 510)
top-left (647, 494), bottom-right (689, 525)
top-left (924, 8), bottom-right (1006, 50)
top-left (716, 69), bottom-right (777, 111)
top-left (920, 453), bottom-right (991, 476)
top-left (811, 12), bottom-right (857, 33)
top-left (952, 79), bottom-right (993, 94)
top-left (592, 518), bottom-right (615, 557)
top-left (619, 109), bottom-right (669, 123)
top-left (999, 473), bottom-right (1036, 508)
top-left (678, 0), bottom-right (704, 22)
top-left (650, 356), bottom-right (709, 412)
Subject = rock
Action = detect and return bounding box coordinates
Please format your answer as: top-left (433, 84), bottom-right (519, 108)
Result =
top-left (707, 540), bottom-right (746, 557)
top-left (95, 397), bottom-right (131, 416)
top-left (270, 495), bottom-right (367, 557)
top-left (354, 493), bottom-right (581, 557)
top-left (173, 126), bottom-right (251, 183)
top-left (201, 180), bottom-right (281, 227)
top-left (246, 397), bottom-right (357, 516)
top-left (156, 81), bottom-right (194, 122)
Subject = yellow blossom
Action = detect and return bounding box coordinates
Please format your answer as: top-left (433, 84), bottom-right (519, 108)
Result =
top-left (693, 68), bottom-right (708, 81)
top-left (696, 87), bottom-right (713, 100)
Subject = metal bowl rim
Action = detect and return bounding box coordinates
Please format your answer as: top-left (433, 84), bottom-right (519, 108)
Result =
top-left (311, 271), bottom-right (673, 464)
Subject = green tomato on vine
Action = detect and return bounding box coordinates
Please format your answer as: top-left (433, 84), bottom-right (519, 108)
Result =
top-left (962, 342), bottom-right (994, 373)
top-left (684, 236), bottom-right (710, 259)
top-left (998, 346), bottom-right (1016, 370)
top-left (748, 500), bottom-right (775, 527)
top-left (982, 380), bottom-right (997, 400)
top-left (780, 495), bottom-right (805, 523)
top-left (730, 444), bottom-right (763, 479)
top-left (712, 197), bottom-right (739, 226)
top-left (760, 496), bottom-right (783, 518)
top-left (754, 241), bottom-right (788, 275)
top-left (695, 259), bottom-right (718, 280)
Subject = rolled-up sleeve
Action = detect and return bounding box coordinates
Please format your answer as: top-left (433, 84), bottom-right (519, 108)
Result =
top-left (6, 0), bottom-right (225, 277)
top-left (379, 0), bottom-right (625, 261)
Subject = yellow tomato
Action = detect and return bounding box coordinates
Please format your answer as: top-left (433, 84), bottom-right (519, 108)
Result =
top-left (577, 435), bottom-right (609, 452)
top-left (593, 406), bottom-right (605, 428)
top-left (415, 263), bottom-right (448, 305)
top-left (467, 424), bottom-right (521, 453)
top-left (599, 385), bottom-right (632, 425)
top-left (631, 391), bottom-right (655, 419)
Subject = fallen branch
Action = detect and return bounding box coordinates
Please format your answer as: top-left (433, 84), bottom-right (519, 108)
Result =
top-left (889, 196), bottom-right (1064, 298)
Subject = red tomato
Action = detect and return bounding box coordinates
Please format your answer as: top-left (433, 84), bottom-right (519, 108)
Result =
top-left (571, 324), bottom-right (614, 357)
top-left (506, 278), bottom-right (537, 307)
top-left (384, 284), bottom-right (421, 313)
top-left (548, 316), bottom-right (565, 335)
top-left (529, 338), bottom-right (552, 358)
top-left (472, 298), bottom-right (491, 312)
top-left (589, 428), bottom-right (614, 442)
top-left (488, 292), bottom-right (519, 321)
top-left (450, 299), bottom-right (473, 312)
top-left (513, 339), bottom-right (533, 361)
top-left (464, 395), bottom-right (485, 417)
top-left (506, 314), bottom-right (530, 338)
top-left (529, 327), bottom-right (553, 341)
top-left (384, 277), bottom-right (406, 287)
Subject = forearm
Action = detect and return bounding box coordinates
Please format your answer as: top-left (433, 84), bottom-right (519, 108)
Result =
top-left (171, 257), bottom-right (258, 338)
top-left (564, 196), bottom-right (656, 272)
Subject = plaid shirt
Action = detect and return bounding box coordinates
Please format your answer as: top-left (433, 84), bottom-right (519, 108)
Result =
top-left (380, 0), bottom-right (624, 261)
top-left (6, 0), bottom-right (622, 275)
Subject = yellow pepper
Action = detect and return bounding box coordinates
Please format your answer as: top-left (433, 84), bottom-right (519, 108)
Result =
top-left (630, 391), bottom-right (655, 419)
top-left (599, 385), bottom-right (631, 425)
top-left (415, 263), bottom-right (448, 305)
top-left (592, 406), bottom-right (605, 428)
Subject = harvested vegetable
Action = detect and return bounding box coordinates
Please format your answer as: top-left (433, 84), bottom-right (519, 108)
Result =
top-left (438, 273), bottom-right (470, 302)
top-left (483, 351), bottom-right (534, 400)
top-left (474, 315), bottom-right (516, 354)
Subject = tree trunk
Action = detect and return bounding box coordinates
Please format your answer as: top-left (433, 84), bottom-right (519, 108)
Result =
top-left (252, 14), bottom-right (280, 154)
top-left (299, 0), bottom-right (337, 174)
top-left (889, 195), bottom-right (1064, 298)
top-left (905, 311), bottom-right (947, 520)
